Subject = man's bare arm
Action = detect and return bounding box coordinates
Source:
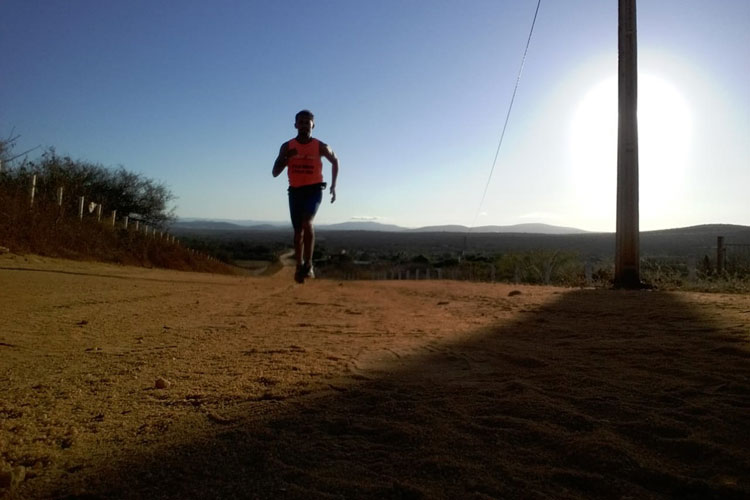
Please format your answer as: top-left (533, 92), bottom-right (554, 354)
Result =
top-left (272, 142), bottom-right (296, 177)
top-left (320, 142), bottom-right (339, 203)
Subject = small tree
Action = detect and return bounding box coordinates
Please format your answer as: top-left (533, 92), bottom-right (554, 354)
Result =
top-left (17, 148), bottom-right (176, 227)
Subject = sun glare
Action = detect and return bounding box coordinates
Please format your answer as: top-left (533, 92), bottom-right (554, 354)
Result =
top-left (569, 74), bottom-right (692, 229)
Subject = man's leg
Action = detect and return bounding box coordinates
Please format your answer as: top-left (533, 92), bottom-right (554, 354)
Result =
top-left (291, 185), bottom-right (321, 282)
top-left (301, 216), bottom-right (315, 278)
top-left (294, 228), bottom-right (304, 267)
top-left (292, 228), bottom-right (305, 283)
top-left (289, 188), bottom-right (306, 283)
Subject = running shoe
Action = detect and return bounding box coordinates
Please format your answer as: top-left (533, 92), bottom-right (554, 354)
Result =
top-left (294, 264), bottom-right (305, 284)
top-left (303, 263), bottom-right (315, 279)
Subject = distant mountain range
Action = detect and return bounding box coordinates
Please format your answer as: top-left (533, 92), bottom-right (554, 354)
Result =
top-left (171, 219), bottom-right (590, 234)
top-left (412, 223), bottom-right (589, 234)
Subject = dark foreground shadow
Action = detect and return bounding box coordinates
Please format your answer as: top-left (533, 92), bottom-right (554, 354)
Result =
top-left (41, 290), bottom-right (750, 499)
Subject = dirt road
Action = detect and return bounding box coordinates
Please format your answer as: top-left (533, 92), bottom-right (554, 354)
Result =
top-left (1, 253), bottom-right (749, 499)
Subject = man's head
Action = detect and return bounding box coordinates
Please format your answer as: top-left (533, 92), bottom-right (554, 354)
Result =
top-left (295, 109), bottom-right (314, 123)
top-left (295, 109), bottom-right (315, 138)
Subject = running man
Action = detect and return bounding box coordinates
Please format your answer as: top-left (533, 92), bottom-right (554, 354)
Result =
top-left (272, 109), bottom-right (339, 283)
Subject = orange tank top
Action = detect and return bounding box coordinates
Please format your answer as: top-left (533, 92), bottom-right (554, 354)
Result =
top-left (287, 138), bottom-right (323, 188)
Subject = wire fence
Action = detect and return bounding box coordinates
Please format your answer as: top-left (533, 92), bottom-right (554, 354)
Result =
top-left (313, 239), bottom-right (750, 290)
top-left (0, 170), bottom-right (218, 265)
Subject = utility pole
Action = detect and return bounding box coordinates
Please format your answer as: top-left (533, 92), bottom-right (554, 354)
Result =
top-left (615, 0), bottom-right (641, 288)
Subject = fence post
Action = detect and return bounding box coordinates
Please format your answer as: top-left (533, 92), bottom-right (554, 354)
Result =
top-left (111, 210), bottom-right (117, 227)
top-left (30, 174), bottom-right (37, 208)
top-left (717, 236), bottom-right (725, 274)
top-left (135, 220), bottom-right (139, 231)
top-left (78, 196), bottom-right (85, 220)
top-left (97, 204), bottom-right (102, 222)
top-left (57, 187), bottom-right (64, 207)
top-left (687, 256), bottom-right (697, 281)
top-left (123, 216), bottom-right (129, 230)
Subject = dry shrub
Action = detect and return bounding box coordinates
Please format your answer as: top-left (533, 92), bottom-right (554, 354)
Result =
top-left (0, 186), bottom-right (235, 275)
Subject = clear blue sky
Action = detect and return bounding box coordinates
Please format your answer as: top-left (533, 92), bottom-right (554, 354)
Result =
top-left (2, 1), bottom-right (748, 231)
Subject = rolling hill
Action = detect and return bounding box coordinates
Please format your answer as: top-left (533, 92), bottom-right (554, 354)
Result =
top-left (171, 219), bottom-right (589, 234)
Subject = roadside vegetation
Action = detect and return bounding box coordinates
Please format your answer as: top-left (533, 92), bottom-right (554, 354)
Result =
top-left (310, 248), bottom-right (749, 292)
top-left (168, 227), bottom-right (750, 292)
top-left (0, 137), bottom-right (236, 274)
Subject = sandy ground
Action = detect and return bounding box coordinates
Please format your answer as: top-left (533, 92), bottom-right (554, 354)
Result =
top-left (1, 253), bottom-right (749, 499)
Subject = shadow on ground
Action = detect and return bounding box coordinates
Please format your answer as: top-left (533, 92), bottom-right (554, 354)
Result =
top-left (43, 289), bottom-right (750, 499)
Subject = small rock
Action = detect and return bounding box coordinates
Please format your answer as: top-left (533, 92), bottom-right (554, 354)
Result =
top-left (0, 246), bottom-right (10, 254)
top-left (12, 467), bottom-right (25, 487)
top-left (508, 290), bottom-right (522, 297)
top-left (0, 463), bottom-right (25, 490)
top-left (0, 465), bottom-right (10, 490)
top-left (207, 412), bottom-right (233, 424)
top-left (155, 377), bottom-right (171, 389)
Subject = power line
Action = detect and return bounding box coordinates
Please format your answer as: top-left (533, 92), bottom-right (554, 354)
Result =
top-left (468, 0), bottom-right (542, 233)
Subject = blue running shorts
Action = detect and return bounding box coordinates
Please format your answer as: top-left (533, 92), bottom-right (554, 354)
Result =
top-left (288, 183), bottom-right (325, 230)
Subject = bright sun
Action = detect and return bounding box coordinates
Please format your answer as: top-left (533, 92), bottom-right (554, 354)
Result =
top-left (569, 74), bottom-right (692, 228)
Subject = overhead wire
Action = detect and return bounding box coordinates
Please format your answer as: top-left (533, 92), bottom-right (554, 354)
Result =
top-left (465, 0), bottom-right (542, 247)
